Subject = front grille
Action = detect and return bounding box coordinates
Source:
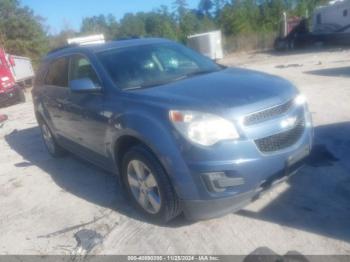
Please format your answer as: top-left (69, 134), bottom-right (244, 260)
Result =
top-left (244, 100), bottom-right (294, 126)
top-left (255, 118), bottom-right (305, 153)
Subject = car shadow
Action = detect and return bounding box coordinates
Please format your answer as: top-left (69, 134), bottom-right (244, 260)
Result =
top-left (259, 46), bottom-right (350, 57)
top-left (5, 122), bottom-right (350, 237)
top-left (4, 126), bottom-right (190, 228)
top-left (238, 121), bottom-right (350, 242)
top-left (304, 66), bottom-right (350, 78)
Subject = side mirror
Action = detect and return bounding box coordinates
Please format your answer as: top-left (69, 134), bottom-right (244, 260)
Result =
top-left (69, 78), bottom-right (101, 93)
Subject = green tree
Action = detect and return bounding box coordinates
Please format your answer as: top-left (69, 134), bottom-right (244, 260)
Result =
top-left (144, 11), bottom-right (177, 39)
top-left (81, 14), bottom-right (119, 39)
top-left (218, 0), bottom-right (260, 35)
top-left (213, 0), bottom-right (227, 18)
top-left (178, 10), bottom-right (216, 41)
top-left (0, 0), bottom-right (48, 64)
top-left (199, 0), bottom-right (214, 17)
top-left (258, 0), bottom-right (288, 32)
top-left (48, 25), bottom-right (76, 50)
top-left (119, 13), bottom-right (146, 38)
top-left (172, 0), bottom-right (188, 20)
top-left (294, 0), bottom-right (329, 17)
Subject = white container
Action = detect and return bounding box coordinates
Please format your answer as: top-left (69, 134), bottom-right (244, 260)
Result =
top-left (187, 30), bottom-right (224, 60)
top-left (7, 55), bottom-right (34, 83)
top-left (67, 34), bottom-right (105, 46)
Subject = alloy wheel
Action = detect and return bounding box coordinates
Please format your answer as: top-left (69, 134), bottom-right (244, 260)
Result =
top-left (127, 160), bottom-right (162, 214)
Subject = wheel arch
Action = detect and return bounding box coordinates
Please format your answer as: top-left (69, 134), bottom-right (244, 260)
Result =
top-left (114, 134), bottom-right (162, 175)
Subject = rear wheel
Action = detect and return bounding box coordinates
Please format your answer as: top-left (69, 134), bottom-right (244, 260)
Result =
top-left (40, 122), bottom-right (66, 157)
top-left (121, 145), bottom-right (181, 223)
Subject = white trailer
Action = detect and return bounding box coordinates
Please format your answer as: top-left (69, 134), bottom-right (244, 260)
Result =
top-left (187, 30), bottom-right (224, 60)
top-left (312, 0), bottom-right (350, 33)
top-left (7, 54), bottom-right (34, 85)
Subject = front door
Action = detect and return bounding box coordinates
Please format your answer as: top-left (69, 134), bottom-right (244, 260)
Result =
top-left (64, 54), bottom-right (109, 164)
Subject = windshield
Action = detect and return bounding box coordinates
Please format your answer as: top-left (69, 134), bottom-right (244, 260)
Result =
top-left (97, 42), bottom-right (221, 90)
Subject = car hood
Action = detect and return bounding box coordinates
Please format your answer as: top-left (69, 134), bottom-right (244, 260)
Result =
top-left (128, 67), bottom-right (298, 115)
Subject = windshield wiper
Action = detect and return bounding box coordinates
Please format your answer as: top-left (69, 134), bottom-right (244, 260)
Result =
top-left (124, 75), bottom-right (190, 90)
top-left (184, 69), bottom-right (218, 78)
top-left (123, 81), bottom-right (172, 90)
top-left (123, 70), bottom-right (219, 91)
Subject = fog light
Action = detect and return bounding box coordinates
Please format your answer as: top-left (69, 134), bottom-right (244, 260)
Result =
top-left (202, 172), bottom-right (245, 193)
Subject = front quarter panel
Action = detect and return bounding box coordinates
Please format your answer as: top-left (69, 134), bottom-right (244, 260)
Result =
top-left (105, 102), bottom-right (200, 200)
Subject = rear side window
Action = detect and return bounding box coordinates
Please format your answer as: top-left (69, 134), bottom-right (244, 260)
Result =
top-left (69, 55), bottom-right (99, 85)
top-left (45, 57), bottom-right (68, 87)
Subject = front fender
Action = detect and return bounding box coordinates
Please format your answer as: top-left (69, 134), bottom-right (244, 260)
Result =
top-left (106, 111), bottom-right (200, 200)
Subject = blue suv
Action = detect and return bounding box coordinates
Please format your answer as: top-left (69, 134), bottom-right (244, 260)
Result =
top-left (32, 38), bottom-right (313, 223)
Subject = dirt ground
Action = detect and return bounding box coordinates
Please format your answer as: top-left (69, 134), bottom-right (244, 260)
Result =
top-left (0, 48), bottom-right (349, 256)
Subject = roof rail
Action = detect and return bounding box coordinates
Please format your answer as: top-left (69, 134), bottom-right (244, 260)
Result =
top-left (116, 36), bottom-right (142, 41)
top-left (67, 34), bottom-right (105, 45)
top-left (47, 34), bottom-right (106, 55)
top-left (47, 44), bottom-right (79, 55)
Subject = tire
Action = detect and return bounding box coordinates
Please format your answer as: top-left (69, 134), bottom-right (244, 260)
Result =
top-left (121, 145), bottom-right (181, 223)
top-left (40, 121), bottom-right (66, 157)
top-left (17, 88), bottom-right (26, 103)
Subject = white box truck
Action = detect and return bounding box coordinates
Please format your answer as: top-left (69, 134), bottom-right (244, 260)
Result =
top-left (8, 54), bottom-right (35, 85)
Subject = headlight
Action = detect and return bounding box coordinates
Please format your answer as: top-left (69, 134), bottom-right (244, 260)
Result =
top-left (169, 110), bottom-right (239, 146)
top-left (294, 94), bottom-right (307, 105)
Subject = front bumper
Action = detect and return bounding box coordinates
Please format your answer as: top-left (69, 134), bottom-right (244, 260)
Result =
top-left (182, 155), bottom-right (306, 220)
top-left (0, 86), bottom-right (19, 105)
top-left (178, 107), bottom-right (313, 220)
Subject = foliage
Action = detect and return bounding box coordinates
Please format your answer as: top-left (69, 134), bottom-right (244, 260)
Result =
top-left (0, 0), bottom-right (332, 62)
top-left (81, 14), bottom-right (119, 39)
top-left (0, 0), bottom-right (48, 64)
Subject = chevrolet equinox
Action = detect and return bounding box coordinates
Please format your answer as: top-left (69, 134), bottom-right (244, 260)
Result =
top-left (32, 38), bottom-right (313, 223)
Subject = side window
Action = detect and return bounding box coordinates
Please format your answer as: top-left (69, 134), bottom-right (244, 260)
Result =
top-left (45, 57), bottom-right (69, 87)
top-left (69, 55), bottom-right (99, 85)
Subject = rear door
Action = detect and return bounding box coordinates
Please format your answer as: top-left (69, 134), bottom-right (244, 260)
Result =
top-left (42, 57), bottom-right (71, 138)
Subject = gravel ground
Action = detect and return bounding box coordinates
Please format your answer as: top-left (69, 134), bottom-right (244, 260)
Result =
top-left (0, 48), bottom-right (349, 257)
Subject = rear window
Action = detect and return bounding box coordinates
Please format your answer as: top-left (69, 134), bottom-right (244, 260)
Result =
top-left (45, 57), bottom-right (69, 87)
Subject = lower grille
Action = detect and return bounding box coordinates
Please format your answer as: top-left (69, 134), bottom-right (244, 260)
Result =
top-left (255, 118), bottom-right (305, 153)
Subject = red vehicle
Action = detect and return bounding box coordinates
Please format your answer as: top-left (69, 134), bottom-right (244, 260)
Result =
top-left (0, 47), bottom-right (25, 106)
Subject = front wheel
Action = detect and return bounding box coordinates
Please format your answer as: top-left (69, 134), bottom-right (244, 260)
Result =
top-left (122, 145), bottom-right (181, 223)
top-left (40, 122), bottom-right (66, 157)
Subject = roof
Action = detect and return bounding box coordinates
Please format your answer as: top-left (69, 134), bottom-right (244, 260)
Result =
top-left (315, 0), bottom-right (350, 11)
top-left (45, 38), bottom-right (172, 60)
